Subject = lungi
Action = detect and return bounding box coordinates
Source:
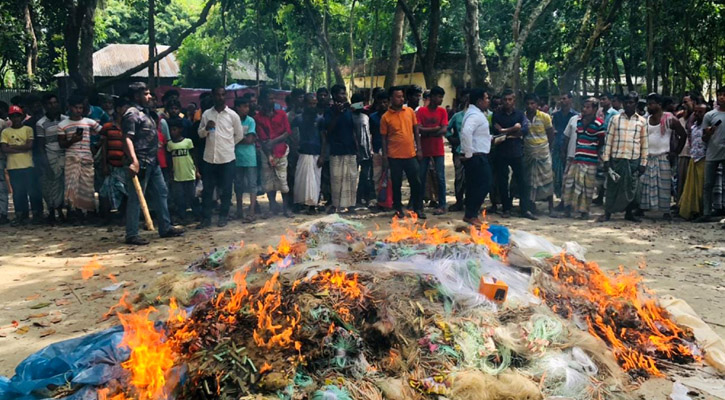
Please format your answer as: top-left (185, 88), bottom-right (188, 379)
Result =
top-left (640, 153), bottom-right (671, 212)
top-left (524, 143), bottom-right (554, 201)
top-left (604, 158), bottom-right (640, 214)
top-left (64, 154), bottom-right (95, 212)
top-left (41, 152), bottom-right (65, 209)
top-left (563, 162), bottom-right (597, 213)
top-left (330, 154), bottom-right (358, 209)
top-left (100, 165), bottom-right (127, 211)
top-left (260, 147), bottom-right (289, 194)
top-left (293, 154), bottom-right (321, 206)
top-left (678, 158), bottom-right (705, 220)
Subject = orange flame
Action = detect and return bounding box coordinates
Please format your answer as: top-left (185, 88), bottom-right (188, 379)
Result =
top-left (117, 307), bottom-right (175, 400)
top-left (387, 212), bottom-right (459, 245)
top-left (81, 256), bottom-right (103, 280)
top-left (537, 254), bottom-right (699, 377)
top-left (102, 291), bottom-right (133, 320)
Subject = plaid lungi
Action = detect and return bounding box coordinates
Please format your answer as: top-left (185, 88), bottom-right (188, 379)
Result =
top-left (330, 154), bottom-right (358, 209)
top-left (41, 154), bottom-right (65, 209)
top-left (65, 154), bottom-right (96, 211)
top-left (563, 162), bottom-right (597, 213)
top-left (640, 153), bottom-right (671, 212)
top-left (524, 143), bottom-right (554, 201)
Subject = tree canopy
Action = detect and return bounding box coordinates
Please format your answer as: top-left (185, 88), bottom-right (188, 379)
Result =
top-left (3, 0), bottom-right (725, 99)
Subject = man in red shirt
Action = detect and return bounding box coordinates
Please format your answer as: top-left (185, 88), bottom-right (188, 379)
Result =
top-left (415, 86), bottom-right (448, 215)
top-left (254, 89), bottom-right (293, 217)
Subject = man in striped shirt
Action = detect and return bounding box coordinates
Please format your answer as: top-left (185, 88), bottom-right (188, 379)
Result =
top-left (599, 92), bottom-right (648, 222)
top-left (562, 98), bottom-right (606, 219)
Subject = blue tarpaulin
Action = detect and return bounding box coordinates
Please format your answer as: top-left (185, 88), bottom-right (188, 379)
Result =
top-left (0, 326), bottom-right (128, 400)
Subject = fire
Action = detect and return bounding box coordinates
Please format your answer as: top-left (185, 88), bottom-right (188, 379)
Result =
top-left (311, 269), bottom-right (364, 301)
top-left (252, 272), bottom-right (301, 349)
top-left (117, 307), bottom-right (176, 400)
top-left (81, 256), bottom-right (103, 280)
top-left (264, 235), bottom-right (306, 270)
top-left (387, 212), bottom-right (460, 245)
top-left (469, 223), bottom-right (506, 260)
top-left (102, 291), bottom-right (133, 320)
top-left (536, 254), bottom-right (699, 377)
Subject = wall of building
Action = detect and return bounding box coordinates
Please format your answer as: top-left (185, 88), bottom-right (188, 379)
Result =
top-left (347, 70), bottom-right (457, 108)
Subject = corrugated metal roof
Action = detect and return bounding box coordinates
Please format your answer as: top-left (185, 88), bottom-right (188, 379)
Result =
top-left (227, 59), bottom-right (271, 82)
top-left (55, 44), bottom-right (179, 78)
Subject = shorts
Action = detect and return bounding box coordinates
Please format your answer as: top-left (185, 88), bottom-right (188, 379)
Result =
top-left (234, 166), bottom-right (258, 195)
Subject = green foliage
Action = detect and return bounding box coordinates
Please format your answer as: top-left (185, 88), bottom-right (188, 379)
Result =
top-left (175, 30), bottom-right (226, 88)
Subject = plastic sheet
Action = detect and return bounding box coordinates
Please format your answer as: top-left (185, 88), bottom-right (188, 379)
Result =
top-left (0, 326), bottom-right (128, 400)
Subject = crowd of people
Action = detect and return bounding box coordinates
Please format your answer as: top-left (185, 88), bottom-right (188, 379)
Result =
top-left (1, 81), bottom-right (724, 244)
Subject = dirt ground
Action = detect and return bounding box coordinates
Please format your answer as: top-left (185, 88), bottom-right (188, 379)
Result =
top-left (0, 196), bottom-right (724, 398)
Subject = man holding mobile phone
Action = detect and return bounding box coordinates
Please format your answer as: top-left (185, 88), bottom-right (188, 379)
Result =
top-left (697, 87), bottom-right (725, 222)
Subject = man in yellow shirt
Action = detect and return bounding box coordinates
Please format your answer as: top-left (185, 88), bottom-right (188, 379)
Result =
top-left (1, 105), bottom-right (41, 225)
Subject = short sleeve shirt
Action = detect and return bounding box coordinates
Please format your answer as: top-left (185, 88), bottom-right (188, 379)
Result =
top-left (323, 108), bottom-right (357, 156)
top-left (525, 110), bottom-right (553, 149)
top-left (36, 115), bottom-right (67, 156)
top-left (416, 106), bottom-right (448, 157)
top-left (234, 116), bottom-right (257, 167)
top-left (122, 105), bottom-right (158, 165)
top-left (573, 117), bottom-right (606, 165)
top-left (255, 110), bottom-right (291, 158)
top-left (57, 117), bottom-right (102, 159)
top-left (1, 126), bottom-right (34, 169)
top-left (167, 138), bottom-right (196, 182)
top-left (294, 112), bottom-right (323, 156)
top-left (380, 106), bottom-right (417, 159)
top-left (703, 109), bottom-right (725, 161)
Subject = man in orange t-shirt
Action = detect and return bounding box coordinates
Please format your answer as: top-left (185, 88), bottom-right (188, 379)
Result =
top-left (380, 86), bottom-right (425, 219)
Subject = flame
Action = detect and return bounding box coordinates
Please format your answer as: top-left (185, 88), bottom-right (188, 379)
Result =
top-left (387, 212), bottom-right (460, 245)
top-left (117, 307), bottom-right (175, 400)
top-left (260, 362), bottom-right (272, 374)
top-left (469, 224), bottom-right (506, 260)
top-left (81, 256), bottom-right (103, 280)
top-left (107, 274), bottom-right (118, 283)
top-left (97, 388), bottom-right (128, 400)
top-left (252, 272), bottom-right (301, 349)
top-left (102, 291), bottom-right (133, 320)
top-left (537, 254), bottom-right (699, 377)
top-left (311, 269), bottom-right (364, 301)
top-left (264, 235), bottom-right (305, 270)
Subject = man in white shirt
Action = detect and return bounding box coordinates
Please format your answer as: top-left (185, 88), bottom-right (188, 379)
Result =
top-left (460, 88), bottom-right (493, 225)
top-left (197, 87), bottom-right (245, 228)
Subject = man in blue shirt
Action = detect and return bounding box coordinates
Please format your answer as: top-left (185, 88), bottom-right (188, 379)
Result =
top-left (551, 92), bottom-right (579, 199)
top-left (492, 89), bottom-right (537, 220)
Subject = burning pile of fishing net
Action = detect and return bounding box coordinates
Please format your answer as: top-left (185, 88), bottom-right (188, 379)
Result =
top-left (2, 215), bottom-right (723, 400)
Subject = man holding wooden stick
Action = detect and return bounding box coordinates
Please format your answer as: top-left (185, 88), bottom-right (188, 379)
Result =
top-left (123, 82), bottom-right (184, 245)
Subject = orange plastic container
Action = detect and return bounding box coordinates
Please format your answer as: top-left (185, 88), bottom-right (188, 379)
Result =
top-left (479, 277), bottom-right (508, 304)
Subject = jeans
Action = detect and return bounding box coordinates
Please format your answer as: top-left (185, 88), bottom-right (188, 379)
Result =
top-left (8, 167), bottom-right (43, 218)
top-left (463, 154), bottom-right (492, 218)
top-left (356, 159), bottom-right (374, 204)
top-left (495, 155), bottom-right (530, 213)
top-left (125, 163), bottom-right (172, 239)
top-left (420, 155), bottom-right (446, 208)
top-left (30, 167), bottom-right (44, 215)
top-left (174, 180), bottom-right (196, 216)
top-left (703, 159), bottom-right (725, 216)
top-left (202, 161), bottom-right (235, 220)
top-left (389, 157), bottom-right (423, 212)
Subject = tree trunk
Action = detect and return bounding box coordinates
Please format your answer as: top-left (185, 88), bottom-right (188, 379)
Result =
top-left (368, 0), bottom-right (379, 101)
top-left (78, 0), bottom-right (97, 92)
top-left (594, 62), bottom-right (600, 95)
top-left (526, 57), bottom-right (535, 93)
top-left (148, 0), bottom-right (156, 90)
top-left (348, 0), bottom-right (357, 92)
top-left (384, 2), bottom-right (405, 89)
top-left (463, 0), bottom-right (490, 87)
top-left (621, 54), bottom-right (634, 92)
top-left (422, 0), bottom-right (441, 88)
top-left (609, 50), bottom-right (622, 93)
top-left (645, 0), bottom-right (654, 93)
top-left (97, 0), bottom-right (216, 90)
top-left (23, 0), bottom-right (38, 83)
top-left (64, 0), bottom-right (98, 92)
top-left (582, 68), bottom-right (588, 96)
top-left (558, 0), bottom-right (624, 92)
top-left (494, 0), bottom-right (552, 93)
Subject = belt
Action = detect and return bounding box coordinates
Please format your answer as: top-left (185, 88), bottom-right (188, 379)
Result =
top-left (471, 152), bottom-right (488, 156)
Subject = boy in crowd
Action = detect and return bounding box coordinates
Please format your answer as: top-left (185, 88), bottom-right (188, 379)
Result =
top-left (1, 106), bottom-right (40, 225)
top-left (233, 97), bottom-right (258, 222)
top-left (99, 98), bottom-right (129, 220)
top-left (167, 118), bottom-right (199, 223)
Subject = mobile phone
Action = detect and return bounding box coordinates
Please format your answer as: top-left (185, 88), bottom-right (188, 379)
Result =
top-left (714, 120), bottom-right (722, 127)
top-left (75, 127), bottom-right (84, 135)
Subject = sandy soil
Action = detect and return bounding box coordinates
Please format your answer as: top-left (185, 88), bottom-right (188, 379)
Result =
top-left (0, 203), bottom-right (723, 398)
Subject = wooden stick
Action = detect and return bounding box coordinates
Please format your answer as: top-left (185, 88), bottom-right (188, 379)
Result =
top-left (69, 285), bottom-right (83, 305)
top-left (131, 175), bottom-right (155, 231)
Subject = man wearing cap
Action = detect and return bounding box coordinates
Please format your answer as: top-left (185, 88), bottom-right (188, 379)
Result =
top-left (1, 105), bottom-right (42, 225)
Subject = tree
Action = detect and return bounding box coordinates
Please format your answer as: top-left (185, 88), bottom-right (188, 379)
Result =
top-left (463, 0), bottom-right (490, 87)
top-left (64, 0), bottom-right (98, 92)
top-left (397, 0), bottom-right (441, 88)
top-left (384, 2), bottom-right (405, 89)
